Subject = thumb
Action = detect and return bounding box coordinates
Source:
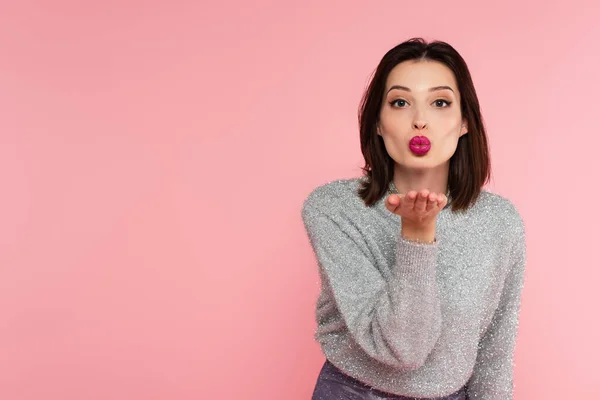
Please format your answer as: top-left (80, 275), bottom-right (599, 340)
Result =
top-left (387, 194), bottom-right (401, 206)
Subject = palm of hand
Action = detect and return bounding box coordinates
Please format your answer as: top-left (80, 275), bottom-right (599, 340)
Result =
top-left (385, 189), bottom-right (448, 226)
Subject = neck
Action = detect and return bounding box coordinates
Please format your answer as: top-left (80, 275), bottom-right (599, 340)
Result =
top-left (392, 162), bottom-right (450, 195)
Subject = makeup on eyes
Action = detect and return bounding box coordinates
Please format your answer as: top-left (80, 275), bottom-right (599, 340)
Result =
top-left (386, 86), bottom-right (455, 102)
top-left (387, 98), bottom-right (452, 108)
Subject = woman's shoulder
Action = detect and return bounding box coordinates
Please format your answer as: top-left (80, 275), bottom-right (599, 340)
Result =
top-left (301, 177), bottom-right (365, 215)
top-left (475, 190), bottom-right (525, 236)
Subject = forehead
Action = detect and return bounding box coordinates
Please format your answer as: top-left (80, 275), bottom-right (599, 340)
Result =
top-left (385, 60), bottom-right (459, 92)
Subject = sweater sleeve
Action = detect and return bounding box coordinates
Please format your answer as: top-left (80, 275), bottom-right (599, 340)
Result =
top-left (302, 201), bottom-right (442, 370)
top-left (466, 219), bottom-right (527, 400)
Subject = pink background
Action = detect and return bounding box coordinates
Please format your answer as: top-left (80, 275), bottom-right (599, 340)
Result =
top-left (1, 1), bottom-right (599, 399)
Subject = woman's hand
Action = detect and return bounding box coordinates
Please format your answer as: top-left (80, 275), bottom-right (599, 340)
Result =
top-left (385, 189), bottom-right (448, 243)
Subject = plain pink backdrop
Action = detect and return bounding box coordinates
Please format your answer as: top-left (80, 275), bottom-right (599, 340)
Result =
top-left (1, 1), bottom-right (599, 399)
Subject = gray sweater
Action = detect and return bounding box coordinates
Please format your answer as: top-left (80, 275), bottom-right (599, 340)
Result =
top-left (301, 177), bottom-right (526, 399)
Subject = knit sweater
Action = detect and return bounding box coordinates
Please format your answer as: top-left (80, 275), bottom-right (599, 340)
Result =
top-left (301, 177), bottom-right (526, 399)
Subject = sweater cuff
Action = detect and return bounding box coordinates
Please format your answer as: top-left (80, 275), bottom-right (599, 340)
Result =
top-left (395, 234), bottom-right (439, 285)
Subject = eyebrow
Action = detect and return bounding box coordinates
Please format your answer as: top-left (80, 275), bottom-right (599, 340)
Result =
top-left (386, 85), bottom-right (455, 94)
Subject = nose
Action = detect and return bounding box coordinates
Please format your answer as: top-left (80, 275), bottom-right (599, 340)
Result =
top-left (413, 120), bottom-right (427, 130)
top-left (413, 109), bottom-right (428, 130)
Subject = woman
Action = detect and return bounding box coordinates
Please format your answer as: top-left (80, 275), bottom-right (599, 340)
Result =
top-left (301, 38), bottom-right (527, 400)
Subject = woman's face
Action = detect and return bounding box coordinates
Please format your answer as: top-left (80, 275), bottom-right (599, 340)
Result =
top-left (378, 59), bottom-right (468, 170)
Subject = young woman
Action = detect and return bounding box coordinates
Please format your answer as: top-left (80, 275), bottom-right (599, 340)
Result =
top-left (302, 38), bottom-right (527, 400)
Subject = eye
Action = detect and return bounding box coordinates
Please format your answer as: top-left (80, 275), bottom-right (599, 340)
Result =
top-left (390, 99), bottom-right (408, 108)
top-left (433, 99), bottom-right (452, 107)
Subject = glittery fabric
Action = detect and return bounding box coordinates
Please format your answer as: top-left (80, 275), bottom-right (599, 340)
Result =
top-left (301, 178), bottom-right (527, 399)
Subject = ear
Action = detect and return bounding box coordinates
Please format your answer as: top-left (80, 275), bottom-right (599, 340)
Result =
top-left (376, 121), bottom-right (382, 136)
top-left (460, 119), bottom-right (468, 137)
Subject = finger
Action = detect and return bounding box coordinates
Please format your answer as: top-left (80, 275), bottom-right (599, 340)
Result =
top-left (425, 193), bottom-right (438, 211)
top-left (385, 196), bottom-right (394, 213)
top-left (438, 194), bottom-right (448, 208)
top-left (385, 194), bottom-right (402, 213)
top-left (414, 190), bottom-right (429, 212)
top-left (394, 194), bottom-right (405, 214)
top-left (404, 191), bottom-right (417, 209)
top-left (389, 194), bottom-right (400, 206)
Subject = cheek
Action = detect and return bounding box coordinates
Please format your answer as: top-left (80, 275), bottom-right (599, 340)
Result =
top-left (379, 112), bottom-right (410, 134)
top-left (435, 115), bottom-right (463, 134)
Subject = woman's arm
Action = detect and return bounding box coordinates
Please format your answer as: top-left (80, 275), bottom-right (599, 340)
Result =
top-left (302, 201), bottom-right (443, 370)
top-left (466, 217), bottom-right (527, 399)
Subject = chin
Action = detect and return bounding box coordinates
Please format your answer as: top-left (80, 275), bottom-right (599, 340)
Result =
top-left (398, 154), bottom-right (445, 170)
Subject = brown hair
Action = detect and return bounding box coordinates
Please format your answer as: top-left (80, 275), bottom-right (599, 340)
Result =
top-left (357, 37), bottom-right (490, 212)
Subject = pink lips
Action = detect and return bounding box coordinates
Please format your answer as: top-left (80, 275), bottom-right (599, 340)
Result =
top-left (409, 136), bottom-right (431, 155)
